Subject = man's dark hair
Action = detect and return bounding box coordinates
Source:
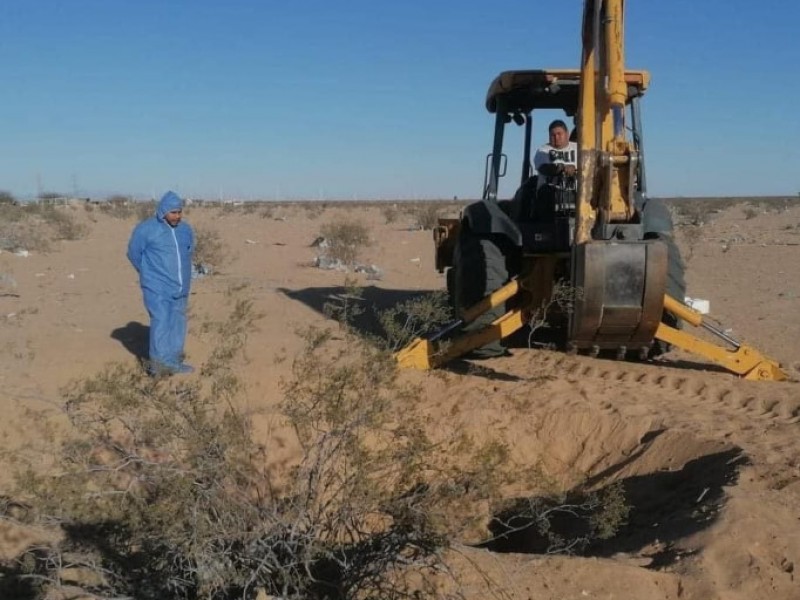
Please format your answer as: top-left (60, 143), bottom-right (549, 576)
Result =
top-left (548, 119), bottom-right (569, 133)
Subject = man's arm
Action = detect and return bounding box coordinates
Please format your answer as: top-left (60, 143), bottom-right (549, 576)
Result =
top-left (127, 224), bottom-right (146, 272)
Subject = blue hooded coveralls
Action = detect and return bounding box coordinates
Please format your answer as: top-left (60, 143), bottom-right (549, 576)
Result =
top-left (127, 192), bottom-right (194, 373)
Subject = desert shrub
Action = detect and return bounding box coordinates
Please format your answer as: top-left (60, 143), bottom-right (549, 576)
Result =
top-left (4, 297), bottom-right (521, 599)
top-left (319, 220), bottom-right (371, 265)
top-left (669, 201), bottom-right (715, 228)
top-left (527, 281), bottom-right (583, 349)
top-left (3, 290), bottom-right (632, 598)
top-left (743, 205), bottom-right (760, 220)
top-left (487, 480), bottom-right (629, 554)
top-left (135, 200), bottom-right (156, 222)
top-left (37, 204), bottom-right (89, 241)
top-left (374, 290), bottom-right (453, 351)
top-left (193, 226), bottom-right (227, 271)
top-left (380, 203), bottom-right (399, 224)
top-left (322, 276), bottom-right (367, 326)
top-left (0, 190), bottom-right (17, 205)
top-left (407, 204), bottom-right (441, 230)
top-left (97, 195), bottom-right (138, 219)
top-left (303, 203), bottom-right (325, 219)
top-left (0, 203), bottom-right (87, 251)
top-left (220, 202), bottom-right (237, 215)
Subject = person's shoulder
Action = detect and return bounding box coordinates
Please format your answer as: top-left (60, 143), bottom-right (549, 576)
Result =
top-left (131, 215), bottom-right (158, 235)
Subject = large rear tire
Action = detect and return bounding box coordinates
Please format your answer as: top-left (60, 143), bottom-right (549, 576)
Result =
top-left (452, 224), bottom-right (510, 358)
top-left (648, 232), bottom-right (686, 356)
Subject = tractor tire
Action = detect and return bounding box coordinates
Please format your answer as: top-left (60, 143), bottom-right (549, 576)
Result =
top-left (648, 232), bottom-right (686, 356)
top-left (445, 266), bottom-right (456, 310)
top-left (452, 226), bottom-right (510, 358)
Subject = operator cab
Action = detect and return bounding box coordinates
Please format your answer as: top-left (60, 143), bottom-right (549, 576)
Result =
top-left (483, 69), bottom-right (650, 253)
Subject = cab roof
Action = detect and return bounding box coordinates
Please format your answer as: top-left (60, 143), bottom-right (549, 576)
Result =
top-left (485, 69), bottom-right (650, 115)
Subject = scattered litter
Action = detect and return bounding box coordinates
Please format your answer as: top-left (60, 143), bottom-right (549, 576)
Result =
top-left (14, 249), bottom-right (29, 258)
top-left (35, 273), bottom-right (45, 277)
top-left (192, 263), bottom-right (213, 279)
top-left (310, 236), bottom-right (329, 249)
top-left (410, 257), bottom-right (421, 263)
top-left (245, 239), bottom-right (258, 244)
top-left (6, 313), bottom-right (16, 319)
top-left (314, 256), bottom-right (384, 280)
top-left (684, 297), bottom-right (710, 314)
top-left (67, 273), bottom-right (75, 280)
top-left (354, 264), bottom-right (383, 281)
top-left (314, 255), bottom-right (347, 271)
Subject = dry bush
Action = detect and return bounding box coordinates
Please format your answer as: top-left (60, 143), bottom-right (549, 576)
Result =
top-left (0, 203), bottom-right (87, 252)
top-left (527, 281), bottom-right (582, 349)
top-left (135, 200), bottom-right (157, 222)
top-left (743, 205), bottom-right (760, 220)
top-left (380, 204), bottom-right (399, 224)
top-left (2, 296), bottom-right (529, 599)
top-left (1, 286), bottom-right (633, 598)
top-left (95, 195), bottom-right (139, 219)
top-left (406, 204), bottom-right (441, 230)
top-left (322, 281), bottom-right (453, 353)
top-left (319, 220), bottom-right (371, 265)
top-left (193, 226), bottom-right (228, 271)
top-left (34, 204), bottom-right (89, 242)
top-left (0, 190), bottom-right (17, 205)
top-left (303, 203), bottom-right (325, 219)
top-left (374, 291), bottom-right (453, 351)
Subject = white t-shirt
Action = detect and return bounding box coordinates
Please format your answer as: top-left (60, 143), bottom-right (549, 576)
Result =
top-left (533, 141), bottom-right (577, 190)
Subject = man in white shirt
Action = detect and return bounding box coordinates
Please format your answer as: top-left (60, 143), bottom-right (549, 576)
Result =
top-left (533, 119), bottom-right (577, 191)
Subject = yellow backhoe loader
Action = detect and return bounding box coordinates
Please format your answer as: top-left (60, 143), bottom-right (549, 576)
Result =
top-left (396, 0), bottom-right (787, 382)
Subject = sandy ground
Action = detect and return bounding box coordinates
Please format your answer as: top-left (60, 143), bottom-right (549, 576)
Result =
top-left (1, 199), bottom-right (799, 599)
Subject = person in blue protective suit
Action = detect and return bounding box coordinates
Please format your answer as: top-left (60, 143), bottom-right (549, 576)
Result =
top-left (127, 191), bottom-right (195, 375)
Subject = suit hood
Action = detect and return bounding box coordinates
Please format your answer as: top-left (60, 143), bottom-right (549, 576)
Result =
top-left (157, 191), bottom-right (183, 220)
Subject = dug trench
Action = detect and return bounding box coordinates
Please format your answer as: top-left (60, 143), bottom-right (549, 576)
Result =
top-left (467, 406), bottom-right (747, 568)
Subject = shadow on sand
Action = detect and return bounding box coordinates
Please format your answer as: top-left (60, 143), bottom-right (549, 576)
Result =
top-left (110, 321), bottom-right (149, 364)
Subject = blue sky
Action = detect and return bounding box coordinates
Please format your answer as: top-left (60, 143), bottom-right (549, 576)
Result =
top-left (1, 0), bottom-right (798, 200)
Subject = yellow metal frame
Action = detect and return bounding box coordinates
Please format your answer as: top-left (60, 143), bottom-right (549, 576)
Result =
top-left (655, 296), bottom-right (787, 381)
top-left (395, 287), bottom-right (788, 381)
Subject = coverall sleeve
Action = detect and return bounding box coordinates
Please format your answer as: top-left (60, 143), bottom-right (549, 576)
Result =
top-left (127, 224), bottom-right (146, 273)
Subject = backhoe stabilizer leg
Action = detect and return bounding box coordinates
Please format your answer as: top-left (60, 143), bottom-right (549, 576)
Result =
top-left (395, 309), bottom-right (526, 370)
top-left (395, 278), bottom-right (522, 369)
top-left (657, 295), bottom-right (788, 381)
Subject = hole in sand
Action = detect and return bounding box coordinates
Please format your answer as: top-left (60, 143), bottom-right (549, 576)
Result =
top-left (479, 409), bottom-right (747, 567)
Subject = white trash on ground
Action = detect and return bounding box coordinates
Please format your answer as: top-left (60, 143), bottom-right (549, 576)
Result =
top-left (684, 297), bottom-right (710, 315)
